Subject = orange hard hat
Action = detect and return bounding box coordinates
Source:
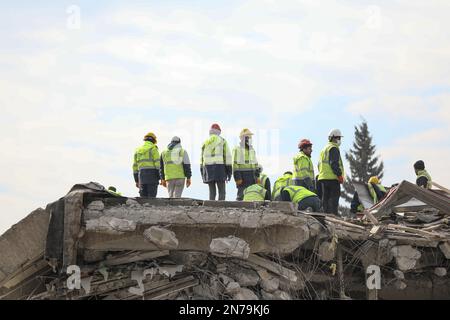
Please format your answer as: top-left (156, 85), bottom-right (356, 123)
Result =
top-left (298, 139), bottom-right (313, 149)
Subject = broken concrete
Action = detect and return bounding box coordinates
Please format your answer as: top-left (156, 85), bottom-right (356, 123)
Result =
top-left (85, 216), bottom-right (137, 235)
top-left (232, 288), bottom-right (259, 300)
top-left (210, 236), bottom-right (250, 259)
top-left (434, 267), bottom-right (447, 277)
top-left (391, 245), bottom-right (422, 271)
top-left (318, 241), bottom-right (336, 262)
top-left (143, 226), bottom-right (179, 249)
top-left (439, 242), bottom-right (450, 259)
top-left (231, 267), bottom-right (259, 287)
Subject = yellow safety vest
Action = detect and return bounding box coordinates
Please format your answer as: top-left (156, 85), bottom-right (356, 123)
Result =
top-left (233, 146), bottom-right (258, 172)
top-left (293, 151), bottom-right (314, 181)
top-left (416, 170), bottom-right (432, 189)
top-left (367, 183), bottom-right (387, 204)
top-left (133, 141), bottom-right (160, 173)
top-left (318, 142), bottom-right (344, 181)
top-left (283, 186), bottom-right (317, 205)
top-left (162, 147), bottom-right (186, 180)
top-left (201, 135), bottom-right (231, 165)
top-left (272, 173), bottom-right (293, 200)
top-left (243, 184), bottom-right (267, 201)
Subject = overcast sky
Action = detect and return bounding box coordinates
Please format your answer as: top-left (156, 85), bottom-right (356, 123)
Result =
top-left (1, 0), bottom-right (449, 234)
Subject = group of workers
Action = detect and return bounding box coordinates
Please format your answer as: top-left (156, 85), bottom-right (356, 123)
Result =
top-left (130, 123), bottom-right (433, 216)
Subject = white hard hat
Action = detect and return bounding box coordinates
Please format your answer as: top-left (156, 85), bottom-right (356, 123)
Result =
top-left (328, 129), bottom-right (343, 138)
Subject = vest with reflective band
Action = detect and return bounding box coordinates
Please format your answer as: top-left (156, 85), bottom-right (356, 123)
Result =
top-left (243, 184), bottom-right (267, 201)
top-left (293, 151), bottom-right (314, 181)
top-left (357, 204), bottom-right (364, 212)
top-left (367, 183), bottom-right (387, 204)
top-left (134, 141), bottom-right (160, 172)
top-left (283, 186), bottom-right (317, 205)
top-left (233, 146), bottom-right (258, 171)
top-left (259, 173), bottom-right (268, 188)
top-left (318, 142), bottom-right (344, 180)
top-left (417, 170), bottom-right (432, 189)
top-left (272, 174), bottom-right (293, 200)
top-left (162, 147), bottom-right (186, 180)
top-left (202, 135), bottom-right (228, 165)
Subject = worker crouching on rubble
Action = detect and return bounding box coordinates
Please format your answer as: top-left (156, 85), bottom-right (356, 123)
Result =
top-left (133, 132), bottom-right (161, 198)
top-left (242, 183), bottom-right (271, 201)
top-left (414, 160), bottom-right (433, 189)
top-left (280, 185), bottom-right (321, 212)
top-left (350, 176), bottom-right (387, 215)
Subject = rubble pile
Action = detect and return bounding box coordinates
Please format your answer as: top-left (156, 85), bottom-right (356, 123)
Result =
top-left (0, 182), bottom-right (449, 300)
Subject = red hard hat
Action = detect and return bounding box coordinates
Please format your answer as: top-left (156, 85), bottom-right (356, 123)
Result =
top-left (211, 123), bottom-right (221, 131)
top-left (298, 139), bottom-right (313, 149)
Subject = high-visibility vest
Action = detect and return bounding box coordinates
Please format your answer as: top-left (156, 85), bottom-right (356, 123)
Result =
top-left (243, 184), bottom-right (267, 201)
top-left (293, 151), bottom-right (314, 182)
top-left (416, 170), bottom-right (432, 189)
top-left (233, 146), bottom-right (258, 172)
top-left (272, 173), bottom-right (293, 200)
top-left (133, 141), bottom-right (160, 173)
top-left (318, 142), bottom-right (344, 181)
top-left (161, 147), bottom-right (186, 180)
top-left (201, 135), bottom-right (231, 165)
top-left (283, 186), bottom-right (317, 205)
top-left (367, 183), bottom-right (387, 203)
top-left (259, 173), bottom-right (268, 188)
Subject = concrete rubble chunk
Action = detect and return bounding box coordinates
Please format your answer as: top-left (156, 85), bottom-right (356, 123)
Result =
top-left (85, 216), bottom-right (136, 234)
top-left (126, 199), bottom-right (141, 207)
top-left (273, 290), bottom-right (292, 300)
top-left (225, 281), bottom-right (241, 295)
top-left (219, 274), bottom-right (234, 286)
top-left (394, 270), bottom-right (405, 280)
top-left (434, 267), bottom-right (447, 277)
top-left (210, 236), bottom-right (250, 259)
top-left (394, 280), bottom-right (407, 290)
top-left (87, 201), bottom-right (104, 211)
top-left (232, 288), bottom-right (259, 300)
top-left (143, 226), bottom-right (179, 249)
top-left (318, 241), bottom-right (336, 262)
top-left (232, 268), bottom-right (260, 287)
top-left (258, 270), bottom-right (279, 293)
top-left (439, 242), bottom-right (450, 259)
top-left (391, 245), bottom-right (422, 271)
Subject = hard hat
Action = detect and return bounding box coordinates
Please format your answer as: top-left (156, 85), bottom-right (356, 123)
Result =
top-left (210, 123), bottom-right (222, 132)
top-left (328, 129), bottom-right (343, 139)
top-left (368, 176), bottom-right (380, 184)
top-left (171, 136), bottom-right (181, 143)
top-left (240, 128), bottom-right (254, 138)
top-left (298, 139), bottom-right (313, 149)
top-left (144, 132), bottom-right (157, 143)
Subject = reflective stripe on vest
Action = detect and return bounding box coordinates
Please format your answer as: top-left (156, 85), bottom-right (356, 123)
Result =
top-left (417, 170), bottom-right (432, 189)
top-left (272, 174), bottom-right (293, 200)
top-left (243, 184), bottom-right (267, 201)
top-left (203, 135), bottom-right (227, 165)
top-left (293, 152), bottom-right (314, 181)
top-left (135, 141), bottom-right (160, 171)
top-left (233, 146), bottom-right (258, 171)
top-left (162, 147), bottom-right (186, 180)
top-left (367, 183), bottom-right (387, 204)
top-left (284, 186), bottom-right (317, 205)
top-left (318, 142), bottom-right (344, 181)
top-left (259, 174), bottom-right (268, 188)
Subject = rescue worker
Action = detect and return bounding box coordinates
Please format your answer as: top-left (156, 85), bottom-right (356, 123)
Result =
top-left (318, 129), bottom-right (345, 215)
top-left (107, 186), bottom-right (122, 197)
top-left (233, 128), bottom-right (259, 201)
top-left (160, 136), bottom-right (192, 198)
top-left (350, 176), bottom-right (386, 214)
top-left (414, 160), bottom-right (432, 189)
top-left (293, 139), bottom-right (315, 191)
top-left (272, 171), bottom-right (294, 201)
top-left (257, 165), bottom-right (271, 200)
top-left (133, 132), bottom-right (160, 198)
top-left (280, 185), bottom-right (321, 212)
top-left (243, 183), bottom-right (270, 201)
top-left (201, 124), bottom-right (232, 200)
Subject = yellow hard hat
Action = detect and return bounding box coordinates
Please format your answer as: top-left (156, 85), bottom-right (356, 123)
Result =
top-left (144, 132), bottom-right (157, 143)
top-left (368, 176), bottom-right (380, 184)
top-left (240, 128), bottom-right (254, 138)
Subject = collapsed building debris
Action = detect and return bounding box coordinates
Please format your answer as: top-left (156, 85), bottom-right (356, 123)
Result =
top-left (0, 181), bottom-right (449, 300)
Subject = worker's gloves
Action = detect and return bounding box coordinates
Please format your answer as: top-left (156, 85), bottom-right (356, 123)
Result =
top-left (186, 179), bottom-right (191, 188)
top-left (161, 180), bottom-right (167, 188)
top-left (337, 176), bottom-right (344, 184)
top-left (236, 179), bottom-right (243, 186)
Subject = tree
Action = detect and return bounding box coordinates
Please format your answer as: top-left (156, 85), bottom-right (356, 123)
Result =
top-left (342, 120), bottom-right (384, 203)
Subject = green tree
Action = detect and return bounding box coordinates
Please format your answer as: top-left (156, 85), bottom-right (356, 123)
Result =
top-left (342, 120), bottom-right (384, 202)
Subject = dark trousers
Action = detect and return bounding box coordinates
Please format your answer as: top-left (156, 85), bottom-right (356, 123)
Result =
top-left (320, 180), bottom-right (341, 215)
top-left (298, 196), bottom-right (321, 212)
top-left (140, 184), bottom-right (158, 198)
top-left (208, 181), bottom-right (226, 200)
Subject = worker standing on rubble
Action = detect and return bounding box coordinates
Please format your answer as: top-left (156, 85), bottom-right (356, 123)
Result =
top-left (293, 139), bottom-right (315, 191)
top-left (201, 124), bottom-right (232, 200)
top-left (257, 165), bottom-right (271, 200)
top-left (243, 183), bottom-right (270, 201)
top-left (272, 171), bottom-right (294, 201)
top-left (318, 129), bottom-right (345, 215)
top-left (133, 132), bottom-right (160, 198)
top-left (232, 128), bottom-right (260, 201)
top-left (414, 160), bottom-right (433, 189)
top-left (280, 185), bottom-right (321, 212)
top-left (160, 136), bottom-right (192, 198)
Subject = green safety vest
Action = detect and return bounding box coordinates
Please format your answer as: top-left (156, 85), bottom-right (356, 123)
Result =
top-left (133, 141), bottom-right (160, 173)
top-left (293, 151), bottom-right (314, 181)
top-left (201, 135), bottom-right (231, 165)
top-left (318, 142), bottom-right (344, 181)
top-left (258, 173), bottom-right (268, 188)
top-left (272, 173), bottom-right (293, 200)
top-left (161, 147), bottom-right (186, 180)
top-left (367, 183), bottom-right (387, 204)
top-left (283, 186), bottom-right (317, 205)
top-left (416, 170), bottom-right (432, 189)
top-left (233, 146), bottom-right (258, 171)
top-left (243, 184), bottom-right (267, 201)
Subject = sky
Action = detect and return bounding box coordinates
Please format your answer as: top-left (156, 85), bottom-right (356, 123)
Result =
top-left (0, 0), bottom-right (449, 235)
